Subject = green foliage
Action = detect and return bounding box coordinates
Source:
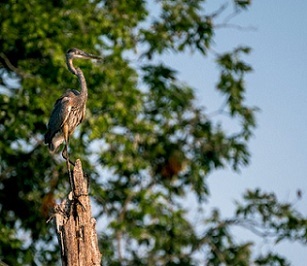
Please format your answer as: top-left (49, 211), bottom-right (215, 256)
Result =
top-left (0, 0), bottom-right (306, 265)
top-left (236, 189), bottom-right (307, 244)
top-left (255, 252), bottom-right (290, 266)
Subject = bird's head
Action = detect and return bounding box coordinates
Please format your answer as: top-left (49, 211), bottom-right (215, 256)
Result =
top-left (66, 48), bottom-right (101, 60)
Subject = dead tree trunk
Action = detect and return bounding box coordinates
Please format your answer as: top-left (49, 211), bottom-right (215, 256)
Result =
top-left (52, 159), bottom-right (101, 266)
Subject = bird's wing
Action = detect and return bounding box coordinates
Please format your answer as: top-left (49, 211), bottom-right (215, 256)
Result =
top-left (50, 96), bottom-right (72, 128)
top-left (44, 93), bottom-right (74, 143)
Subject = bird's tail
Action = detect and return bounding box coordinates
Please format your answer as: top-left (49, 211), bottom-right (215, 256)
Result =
top-left (44, 131), bottom-right (64, 153)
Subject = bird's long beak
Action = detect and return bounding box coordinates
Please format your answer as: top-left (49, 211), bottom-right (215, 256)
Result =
top-left (79, 51), bottom-right (102, 60)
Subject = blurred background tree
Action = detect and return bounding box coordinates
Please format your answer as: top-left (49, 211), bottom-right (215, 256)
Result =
top-left (0, 0), bottom-right (306, 265)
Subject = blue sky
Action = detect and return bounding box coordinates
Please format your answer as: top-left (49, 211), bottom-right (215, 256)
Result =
top-left (160, 1), bottom-right (307, 264)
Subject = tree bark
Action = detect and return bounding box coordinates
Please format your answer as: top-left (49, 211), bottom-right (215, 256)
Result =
top-left (52, 159), bottom-right (101, 266)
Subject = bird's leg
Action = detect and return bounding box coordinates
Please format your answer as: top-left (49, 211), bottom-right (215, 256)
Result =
top-left (62, 125), bottom-right (75, 194)
top-left (62, 143), bottom-right (74, 193)
top-left (62, 147), bottom-right (75, 167)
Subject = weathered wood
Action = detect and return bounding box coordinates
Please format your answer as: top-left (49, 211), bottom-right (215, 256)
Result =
top-left (52, 159), bottom-right (101, 266)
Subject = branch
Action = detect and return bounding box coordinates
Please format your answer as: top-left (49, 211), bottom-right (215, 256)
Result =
top-left (215, 23), bottom-right (257, 31)
top-left (210, 2), bottom-right (257, 32)
top-left (0, 52), bottom-right (34, 78)
top-left (208, 3), bottom-right (229, 19)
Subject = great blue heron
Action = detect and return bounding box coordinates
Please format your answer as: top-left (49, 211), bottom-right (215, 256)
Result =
top-left (44, 48), bottom-right (101, 183)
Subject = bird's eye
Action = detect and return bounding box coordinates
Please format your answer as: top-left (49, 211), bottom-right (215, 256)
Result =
top-left (67, 48), bottom-right (78, 54)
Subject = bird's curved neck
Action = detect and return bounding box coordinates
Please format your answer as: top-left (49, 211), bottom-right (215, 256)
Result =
top-left (66, 58), bottom-right (88, 99)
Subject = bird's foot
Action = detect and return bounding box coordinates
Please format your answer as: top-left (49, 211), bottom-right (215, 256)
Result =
top-left (72, 193), bottom-right (87, 211)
